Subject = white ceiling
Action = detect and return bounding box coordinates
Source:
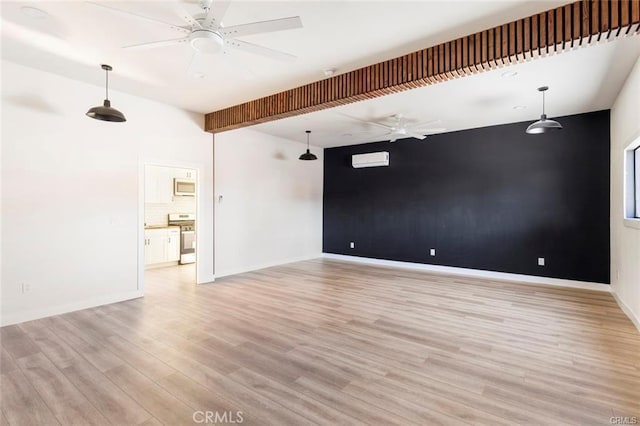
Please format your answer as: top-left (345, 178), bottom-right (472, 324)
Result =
top-left (252, 36), bottom-right (640, 147)
top-left (3, 0), bottom-right (638, 148)
top-left (1, 0), bottom-right (571, 114)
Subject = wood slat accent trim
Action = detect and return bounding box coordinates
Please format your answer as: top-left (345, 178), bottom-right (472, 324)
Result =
top-left (205, 0), bottom-right (640, 133)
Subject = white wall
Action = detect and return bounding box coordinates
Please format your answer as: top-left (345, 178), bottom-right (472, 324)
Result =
top-left (214, 128), bottom-right (323, 277)
top-left (1, 61), bottom-right (214, 325)
top-left (610, 55), bottom-right (640, 330)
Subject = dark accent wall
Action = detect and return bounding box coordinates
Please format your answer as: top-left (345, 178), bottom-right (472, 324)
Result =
top-left (323, 110), bottom-right (610, 284)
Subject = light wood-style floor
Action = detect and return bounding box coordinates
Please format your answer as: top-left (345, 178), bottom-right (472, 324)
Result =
top-left (1, 259), bottom-right (639, 425)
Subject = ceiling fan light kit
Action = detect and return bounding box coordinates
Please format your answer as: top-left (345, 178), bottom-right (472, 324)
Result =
top-left (526, 86), bottom-right (562, 134)
top-left (190, 30), bottom-right (224, 54)
top-left (299, 130), bottom-right (318, 161)
top-left (86, 64), bottom-right (127, 122)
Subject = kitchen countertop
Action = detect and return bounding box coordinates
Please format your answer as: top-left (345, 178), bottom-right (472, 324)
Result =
top-left (144, 225), bottom-right (180, 230)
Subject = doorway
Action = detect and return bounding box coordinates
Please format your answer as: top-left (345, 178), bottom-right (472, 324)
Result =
top-left (142, 164), bottom-right (198, 292)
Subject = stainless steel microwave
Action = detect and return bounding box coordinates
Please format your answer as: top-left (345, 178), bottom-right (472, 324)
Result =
top-left (174, 179), bottom-right (195, 196)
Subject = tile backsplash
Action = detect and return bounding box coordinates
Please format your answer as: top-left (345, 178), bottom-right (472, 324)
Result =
top-left (145, 196), bottom-right (196, 226)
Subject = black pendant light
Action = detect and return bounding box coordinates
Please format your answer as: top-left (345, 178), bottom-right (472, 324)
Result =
top-left (526, 86), bottom-right (562, 134)
top-left (86, 64), bottom-right (127, 122)
top-left (299, 130), bottom-right (318, 161)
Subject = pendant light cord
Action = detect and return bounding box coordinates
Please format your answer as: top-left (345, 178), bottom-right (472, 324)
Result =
top-left (105, 69), bottom-right (109, 101)
top-left (542, 90), bottom-right (545, 115)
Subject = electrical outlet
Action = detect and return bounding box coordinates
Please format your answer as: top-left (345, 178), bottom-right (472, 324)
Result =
top-left (350, 242), bottom-right (355, 249)
top-left (430, 248), bottom-right (436, 256)
top-left (538, 257), bottom-right (545, 266)
top-left (21, 283), bottom-right (31, 294)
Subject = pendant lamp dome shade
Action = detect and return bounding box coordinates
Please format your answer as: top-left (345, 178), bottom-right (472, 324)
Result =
top-left (86, 99), bottom-right (127, 122)
top-left (299, 130), bottom-right (317, 161)
top-left (86, 64), bottom-right (126, 122)
top-left (526, 86), bottom-right (561, 134)
top-left (525, 114), bottom-right (563, 134)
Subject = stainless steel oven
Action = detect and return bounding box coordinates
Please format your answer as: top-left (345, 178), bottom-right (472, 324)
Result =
top-left (168, 213), bottom-right (196, 264)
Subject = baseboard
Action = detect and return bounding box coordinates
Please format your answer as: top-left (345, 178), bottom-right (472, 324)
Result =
top-left (214, 254), bottom-right (322, 279)
top-left (1, 290), bottom-right (144, 327)
top-left (197, 272), bottom-right (216, 285)
top-left (611, 291), bottom-right (640, 332)
top-left (145, 261), bottom-right (179, 270)
top-left (322, 253), bottom-right (610, 292)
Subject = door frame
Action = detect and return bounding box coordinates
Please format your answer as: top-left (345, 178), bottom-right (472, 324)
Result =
top-left (138, 159), bottom-right (203, 294)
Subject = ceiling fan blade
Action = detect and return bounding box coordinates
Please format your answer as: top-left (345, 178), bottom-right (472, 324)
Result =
top-left (220, 51), bottom-right (258, 80)
top-left (412, 127), bottom-right (447, 133)
top-left (85, 2), bottom-right (190, 34)
top-left (226, 39), bottom-right (296, 62)
top-left (187, 51), bottom-right (206, 78)
top-left (178, 10), bottom-right (202, 29)
top-left (354, 135), bottom-right (394, 144)
top-left (203, 1), bottom-right (231, 29)
top-left (220, 16), bottom-right (302, 38)
top-left (338, 113), bottom-right (395, 131)
top-left (123, 37), bottom-right (190, 50)
top-left (412, 119), bottom-right (442, 128)
top-left (406, 131), bottom-right (427, 140)
top-left (368, 121), bottom-right (395, 131)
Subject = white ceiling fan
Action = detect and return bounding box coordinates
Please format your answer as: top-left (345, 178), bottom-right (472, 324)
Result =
top-left (343, 113), bottom-right (447, 142)
top-left (88, 0), bottom-right (303, 74)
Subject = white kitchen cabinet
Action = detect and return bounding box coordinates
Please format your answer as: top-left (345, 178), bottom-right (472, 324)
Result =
top-left (167, 228), bottom-right (180, 262)
top-left (144, 228), bottom-right (167, 265)
top-left (145, 226), bottom-right (181, 266)
top-left (144, 165), bottom-right (173, 203)
top-left (175, 169), bottom-right (195, 179)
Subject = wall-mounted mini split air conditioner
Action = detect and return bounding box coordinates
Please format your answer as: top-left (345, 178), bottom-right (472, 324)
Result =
top-left (352, 151), bottom-right (389, 168)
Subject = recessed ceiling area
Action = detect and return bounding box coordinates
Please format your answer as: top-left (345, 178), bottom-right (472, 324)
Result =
top-left (252, 36), bottom-right (640, 148)
top-left (1, 0), bottom-right (569, 114)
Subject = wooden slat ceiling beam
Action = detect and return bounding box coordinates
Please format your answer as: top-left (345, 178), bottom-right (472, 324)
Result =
top-left (205, 0), bottom-right (640, 133)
